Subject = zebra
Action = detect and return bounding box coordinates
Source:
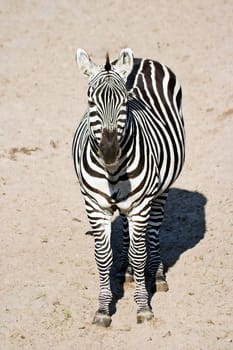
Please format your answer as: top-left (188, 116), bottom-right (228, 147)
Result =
top-left (72, 48), bottom-right (185, 327)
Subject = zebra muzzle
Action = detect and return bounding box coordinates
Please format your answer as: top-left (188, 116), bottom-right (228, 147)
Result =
top-left (99, 128), bottom-right (121, 166)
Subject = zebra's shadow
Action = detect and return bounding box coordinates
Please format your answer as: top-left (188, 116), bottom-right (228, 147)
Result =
top-left (109, 187), bottom-right (207, 315)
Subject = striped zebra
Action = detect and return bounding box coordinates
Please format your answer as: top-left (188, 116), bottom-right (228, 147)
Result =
top-left (72, 48), bottom-right (185, 327)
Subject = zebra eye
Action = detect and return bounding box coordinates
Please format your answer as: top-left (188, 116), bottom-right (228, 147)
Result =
top-left (88, 101), bottom-right (95, 108)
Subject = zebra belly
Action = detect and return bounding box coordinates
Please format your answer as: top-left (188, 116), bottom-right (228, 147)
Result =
top-left (107, 176), bottom-right (161, 214)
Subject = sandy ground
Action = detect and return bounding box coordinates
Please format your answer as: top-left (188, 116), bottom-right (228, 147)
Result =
top-left (0, 1), bottom-right (233, 349)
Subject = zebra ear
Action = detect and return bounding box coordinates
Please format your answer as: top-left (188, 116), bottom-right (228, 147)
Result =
top-left (76, 48), bottom-right (99, 77)
top-left (115, 48), bottom-right (134, 80)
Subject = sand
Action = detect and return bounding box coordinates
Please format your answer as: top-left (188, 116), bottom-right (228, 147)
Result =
top-left (0, 1), bottom-right (232, 349)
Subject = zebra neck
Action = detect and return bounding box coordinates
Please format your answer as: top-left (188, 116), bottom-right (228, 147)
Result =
top-left (105, 117), bottom-right (135, 175)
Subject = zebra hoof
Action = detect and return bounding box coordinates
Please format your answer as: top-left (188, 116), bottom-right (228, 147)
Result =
top-left (92, 311), bottom-right (112, 327)
top-left (156, 277), bottom-right (169, 292)
top-left (137, 307), bottom-right (154, 324)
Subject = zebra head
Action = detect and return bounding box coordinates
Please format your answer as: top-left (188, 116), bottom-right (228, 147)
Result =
top-left (76, 48), bottom-right (134, 168)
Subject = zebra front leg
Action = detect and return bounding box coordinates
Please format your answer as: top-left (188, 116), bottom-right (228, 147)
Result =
top-left (128, 209), bottom-right (154, 323)
top-left (86, 202), bottom-right (113, 327)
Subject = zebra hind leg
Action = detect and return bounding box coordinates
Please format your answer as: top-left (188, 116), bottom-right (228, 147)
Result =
top-left (155, 261), bottom-right (169, 292)
top-left (121, 216), bottom-right (135, 282)
top-left (115, 215), bottom-right (134, 282)
top-left (146, 231), bottom-right (168, 292)
top-left (125, 264), bottom-right (134, 283)
top-left (147, 192), bottom-right (169, 293)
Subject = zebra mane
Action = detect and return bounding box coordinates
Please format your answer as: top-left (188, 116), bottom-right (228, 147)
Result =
top-left (104, 52), bottom-right (111, 71)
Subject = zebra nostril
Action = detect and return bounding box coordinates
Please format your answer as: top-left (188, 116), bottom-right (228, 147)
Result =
top-left (99, 128), bottom-right (120, 165)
